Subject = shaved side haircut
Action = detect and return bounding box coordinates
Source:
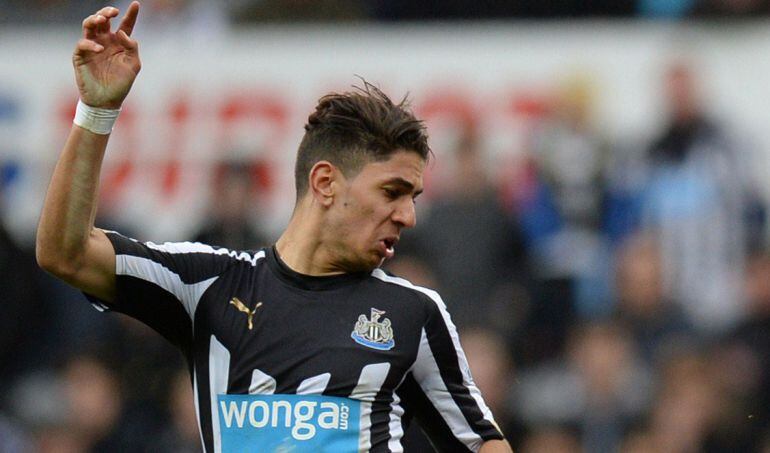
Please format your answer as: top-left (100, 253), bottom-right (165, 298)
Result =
top-left (294, 81), bottom-right (431, 199)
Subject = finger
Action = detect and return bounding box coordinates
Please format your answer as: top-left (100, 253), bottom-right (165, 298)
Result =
top-left (75, 38), bottom-right (105, 54)
top-left (81, 14), bottom-right (106, 39)
top-left (118, 1), bottom-right (140, 37)
top-left (95, 6), bottom-right (120, 19)
top-left (93, 6), bottom-right (120, 35)
top-left (94, 15), bottom-right (108, 36)
top-left (116, 30), bottom-right (138, 52)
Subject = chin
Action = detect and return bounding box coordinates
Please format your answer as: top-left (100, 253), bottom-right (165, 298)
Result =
top-left (335, 246), bottom-right (386, 273)
top-left (348, 255), bottom-right (384, 273)
top-left (363, 258), bottom-right (384, 272)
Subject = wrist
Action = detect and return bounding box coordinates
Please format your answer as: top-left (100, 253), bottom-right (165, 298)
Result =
top-left (73, 99), bottom-right (121, 135)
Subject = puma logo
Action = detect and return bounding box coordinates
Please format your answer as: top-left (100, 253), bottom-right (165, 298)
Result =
top-left (229, 297), bottom-right (263, 331)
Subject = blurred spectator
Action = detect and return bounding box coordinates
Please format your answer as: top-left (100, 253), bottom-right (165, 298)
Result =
top-left (34, 272), bottom-right (126, 371)
top-left (383, 253), bottom-right (438, 289)
top-left (620, 429), bottom-right (662, 453)
top-left (739, 250), bottom-right (770, 370)
top-left (508, 275), bottom-right (573, 367)
top-left (192, 160), bottom-right (271, 250)
top-left (35, 427), bottom-right (89, 453)
top-left (60, 355), bottom-right (125, 450)
top-left (612, 60), bottom-right (766, 333)
top-left (569, 322), bottom-right (651, 452)
top-left (513, 73), bottom-right (613, 318)
top-left (514, 320), bottom-right (652, 452)
top-left (760, 431), bottom-right (770, 453)
top-left (11, 354), bottom-right (134, 452)
top-left (155, 368), bottom-right (202, 452)
top-left (8, 369), bottom-right (68, 436)
top-left (701, 340), bottom-right (763, 451)
top-left (722, 251), bottom-right (770, 443)
top-left (645, 350), bottom-right (721, 452)
top-left (642, 345), bottom-right (765, 451)
top-left (518, 425), bottom-right (582, 453)
top-left (409, 123), bottom-right (529, 332)
top-left (507, 75), bottom-right (611, 368)
top-left (460, 327), bottom-right (523, 444)
top-left (108, 316), bottom-right (187, 428)
top-left (0, 216), bottom-right (46, 387)
top-left (10, 322), bottom-right (187, 451)
top-left (0, 413), bottom-right (32, 452)
top-left (612, 232), bottom-right (694, 365)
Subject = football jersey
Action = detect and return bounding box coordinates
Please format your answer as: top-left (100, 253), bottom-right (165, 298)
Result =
top-left (86, 230), bottom-right (504, 452)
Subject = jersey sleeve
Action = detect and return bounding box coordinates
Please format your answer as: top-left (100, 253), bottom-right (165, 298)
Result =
top-left (84, 230), bottom-right (251, 351)
top-left (403, 290), bottom-right (504, 452)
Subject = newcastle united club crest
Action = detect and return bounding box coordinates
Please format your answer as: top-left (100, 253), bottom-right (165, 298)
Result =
top-left (351, 308), bottom-right (395, 351)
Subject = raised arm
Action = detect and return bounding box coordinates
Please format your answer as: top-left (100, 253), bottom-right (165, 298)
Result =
top-left (36, 3), bottom-right (141, 302)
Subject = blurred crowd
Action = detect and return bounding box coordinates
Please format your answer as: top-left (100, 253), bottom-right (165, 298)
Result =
top-left (3, 0), bottom-right (770, 25)
top-left (387, 61), bottom-right (770, 452)
top-left (2, 2), bottom-right (770, 452)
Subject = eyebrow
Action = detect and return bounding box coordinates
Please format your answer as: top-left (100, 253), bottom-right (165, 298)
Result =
top-left (385, 178), bottom-right (423, 196)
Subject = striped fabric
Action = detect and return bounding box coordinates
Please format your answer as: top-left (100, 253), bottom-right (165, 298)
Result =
top-left (85, 230), bottom-right (504, 452)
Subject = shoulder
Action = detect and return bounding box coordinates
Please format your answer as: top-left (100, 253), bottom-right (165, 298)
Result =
top-left (103, 230), bottom-right (270, 285)
top-left (105, 230), bottom-right (267, 263)
top-left (368, 268), bottom-right (446, 312)
top-left (143, 239), bottom-right (266, 265)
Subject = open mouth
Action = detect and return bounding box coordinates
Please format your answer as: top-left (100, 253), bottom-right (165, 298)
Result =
top-left (380, 238), bottom-right (397, 259)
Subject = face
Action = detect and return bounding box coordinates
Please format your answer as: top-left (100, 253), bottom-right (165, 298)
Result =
top-left (326, 150), bottom-right (425, 273)
top-left (666, 64), bottom-right (699, 123)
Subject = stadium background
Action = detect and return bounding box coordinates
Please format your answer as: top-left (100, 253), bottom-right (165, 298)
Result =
top-left (2, 0), bottom-right (770, 451)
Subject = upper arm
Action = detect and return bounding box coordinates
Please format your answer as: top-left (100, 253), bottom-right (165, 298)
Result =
top-left (56, 228), bottom-right (117, 303)
top-left (74, 230), bottom-right (253, 349)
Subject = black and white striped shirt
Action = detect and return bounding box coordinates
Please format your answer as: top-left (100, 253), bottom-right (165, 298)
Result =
top-left (86, 230), bottom-right (504, 452)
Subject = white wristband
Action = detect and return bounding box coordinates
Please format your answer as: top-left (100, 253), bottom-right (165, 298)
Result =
top-left (73, 99), bottom-right (121, 135)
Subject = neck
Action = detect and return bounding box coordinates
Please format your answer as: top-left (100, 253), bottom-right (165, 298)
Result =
top-left (274, 199), bottom-right (342, 276)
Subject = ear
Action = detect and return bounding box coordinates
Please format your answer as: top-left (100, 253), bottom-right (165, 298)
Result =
top-left (308, 161), bottom-right (340, 207)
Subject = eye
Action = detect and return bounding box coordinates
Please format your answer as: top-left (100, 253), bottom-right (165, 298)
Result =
top-left (383, 188), bottom-right (399, 199)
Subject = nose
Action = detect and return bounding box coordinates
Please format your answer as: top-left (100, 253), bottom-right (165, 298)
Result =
top-left (392, 199), bottom-right (417, 228)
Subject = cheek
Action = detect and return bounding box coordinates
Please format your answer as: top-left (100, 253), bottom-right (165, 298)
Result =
top-left (335, 191), bottom-right (388, 241)
top-left (342, 210), bottom-right (384, 248)
top-left (332, 203), bottom-right (365, 235)
top-left (341, 194), bottom-right (378, 224)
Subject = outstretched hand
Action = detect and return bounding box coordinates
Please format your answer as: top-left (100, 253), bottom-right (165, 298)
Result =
top-left (73, 2), bottom-right (141, 109)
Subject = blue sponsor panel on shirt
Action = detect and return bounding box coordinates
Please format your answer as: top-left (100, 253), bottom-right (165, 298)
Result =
top-left (218, 394), bottom-right (361, 452)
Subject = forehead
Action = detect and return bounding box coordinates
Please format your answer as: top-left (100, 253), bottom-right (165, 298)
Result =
top-left (356, 151), bottom-right (425, 188)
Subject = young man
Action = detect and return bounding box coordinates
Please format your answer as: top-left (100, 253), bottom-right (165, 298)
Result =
top-left (36, 3), bottom-right (512, 452)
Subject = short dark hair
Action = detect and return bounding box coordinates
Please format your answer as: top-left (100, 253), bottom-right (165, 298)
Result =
top-left (294, 81), bottom-right (430, 198)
